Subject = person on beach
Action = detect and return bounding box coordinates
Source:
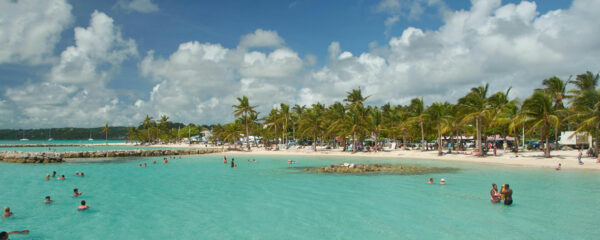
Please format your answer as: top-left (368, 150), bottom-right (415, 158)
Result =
top-left (44, 196), bottom-right (52, 203)
top-left (0, 230), bottom-right (29, 240)
top-left (440, 178), bottom-right (446, 185)
top-left (57, 175), bottom-right (65, 180)
top-left (578, 149), bottom-right (583, 165)
top-left (427, 178), bottom-right (434, 184)
top-left (73, 188), bottom-right (82, 197)
top-left (77, 200), bottom-right (89, 210)
top-left (556, 163), bottom-right (562, 171)
top-left (231, 158), bottom-right (235, 168)
top-left (501, 184), bottom-right (513, 205)
top-left (490, 184), bottom-right (501, 203)
top-left (52, 171), bottom-right (56, 178)
top-left (2, 207), bottom-right (13, 218)
top-left (46, 174), bottom-right (50, 181)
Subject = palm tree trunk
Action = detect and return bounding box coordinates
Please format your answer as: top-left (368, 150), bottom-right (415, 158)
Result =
top-left (420, 119), bottom-right (425, 152)
top-left (514, 131), bottom-right (520, 153)
top-left (476, 117), bottom-right (482, 156)
top-left (402, 133), bottom-right (407, 150)
top-left (554, 127), bottom-right (559, 150)
top-left (275, 124), bottom-right (279, 151)
top-left (437, 121), bottom-right (442, 156)
top-left (545, 123), bottom-right (550, 158)
top-left (245, 115), bottom-right (250, 151)
top-left (595, 122), bottom-right (600, 158)
top-left (353, 131), bottom-right (357, 153)
top-left (313, 133), bottom-right (317, 152)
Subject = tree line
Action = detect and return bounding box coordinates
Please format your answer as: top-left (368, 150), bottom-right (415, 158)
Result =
top-left (211, 71), bottom-right (599, 158)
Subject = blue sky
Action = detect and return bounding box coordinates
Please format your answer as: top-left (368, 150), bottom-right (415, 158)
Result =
top-left (1, 0), bottom-right (596, 128)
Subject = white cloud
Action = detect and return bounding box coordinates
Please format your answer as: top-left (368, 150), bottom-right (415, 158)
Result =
top-left (0, 0), bottom-right (73, 64)
top-left (239, 29), bottom-right (285, 49)
top-left (117, 0), bottom-right (159, 13)
top-left (49, 11), bottom-right (137, 86)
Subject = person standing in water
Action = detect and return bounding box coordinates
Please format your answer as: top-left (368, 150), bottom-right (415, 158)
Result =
top-left (578, 149), bottom-right (583, 165)
top-left (426, 178), bottom-right (434, 184)
top-left (501, 184), bottom-right (513, 205)
top-left (52, 171), bottom-right (56, 178)
top-left (73, 188), bottom-right (82, 197)
top-left (46, 174), bottom-right (50, 181)
top-left (78, 200), bottom-right (89, 210)
top-left (44, 196), bottom-right (52, 203)
top-left (223, 156), bottom-right (227, 164)
top-left (231, 158), bottom-right (235, 168)
top-left (490, 184), bottom-right (501, 203)
top-left (2, 207), bottom-right (13, 217)
top-left (556, 163), bottom-right (562, 171)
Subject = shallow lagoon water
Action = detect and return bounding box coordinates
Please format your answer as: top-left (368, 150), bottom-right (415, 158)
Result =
top-left (1, 155), bottom-right (599, 239)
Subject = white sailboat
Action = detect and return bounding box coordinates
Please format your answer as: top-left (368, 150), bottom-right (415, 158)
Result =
top-left (19, 130), bottom-right (29, 141)
top-left (48, 129), bottom-right (54, 141)
top-left (88, 130), bottom-right (94, 141)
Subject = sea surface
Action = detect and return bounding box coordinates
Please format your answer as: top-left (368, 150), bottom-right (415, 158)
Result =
top-left (0, 155), bottom-right (598, 239)
top-left (0, 140), bottom-right (189, 152)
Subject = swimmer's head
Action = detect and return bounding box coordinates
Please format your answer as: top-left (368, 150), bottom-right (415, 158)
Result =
top-left (0, 232), bottom-right (8, 240)
top-left (492, 183), bottom-right (497, 187)
top-left (74, 188), bottom-right (78, 192)
top-left (4, 207), bottom-right (9, 212)
top-left (45, 196), bottom-right (50, 200)
top-left (505, 184), bottom-right (510, 188)
top-left (81, 200), bottom-right (86, 206)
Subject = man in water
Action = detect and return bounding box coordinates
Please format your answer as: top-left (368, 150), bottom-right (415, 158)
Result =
top-left (45, 196), bottom-right (52, 203)
top-left (73, 188), bottom-right (82, 197)
top-left (440, 178), bottom-right (446, 185)
top-left (52, 171), bottom-right (56, 178)
top-left (2, 207), bottom-right (13, 217)
top-left (0, 230), bottom-right (29, 240)
top-left (144, 163), bottom-right (147, 168)
top-left (78, 200), bottom-right (89, 210)
top-left (490, 184), bottom-right (501, 203)
top-left (139, 164), bottom-right (142, 168)
top-left (223, 156), bottom-right (227, 164)
top-left (231, 158), bottom-right (235, 168)
top-left (46, 174), bottom-right (50, 181)
top-left (501, 184), bottom-right (513, 205)
top-left (426, 178), bottom-right (434, 184)
top-left (57, 175), bottom-right (65, 180)
top-left (80, 172), bottom-right (85, 177)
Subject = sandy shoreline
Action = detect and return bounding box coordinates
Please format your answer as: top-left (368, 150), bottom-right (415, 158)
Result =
top-left (31, 142), bottom-right (598, 171)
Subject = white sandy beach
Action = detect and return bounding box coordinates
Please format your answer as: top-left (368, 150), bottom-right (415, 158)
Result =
top-left (135, 142), bottom-right (600, 171)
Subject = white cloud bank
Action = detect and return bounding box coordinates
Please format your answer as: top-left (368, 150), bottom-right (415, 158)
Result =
top-left (1, 0), bottom-right (600, 128)
top-left (0, 0), bottom-right (73, 64)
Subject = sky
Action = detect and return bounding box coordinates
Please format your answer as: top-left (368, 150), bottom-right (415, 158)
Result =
top-left (0, 0), bottom-right (598, 128)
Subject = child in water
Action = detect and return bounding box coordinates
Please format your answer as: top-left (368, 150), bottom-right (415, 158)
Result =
top-left (77, 200), bottom-right (89, 210)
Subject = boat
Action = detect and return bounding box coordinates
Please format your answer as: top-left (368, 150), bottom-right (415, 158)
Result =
top-left (88, 130), bottom-right (93, 141)
top-left (48, 129), bottom-right (53, 141)
top-left (20, 130), bottom-right (29, 141)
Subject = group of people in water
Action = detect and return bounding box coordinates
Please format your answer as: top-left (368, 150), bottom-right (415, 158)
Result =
top-left (2, 170), bottom-right (93, 237)
top-left (138, 156), bottom-right (174, 168)
top-left (223, 156), bottom-right (258, 168)
top-left (490, 183), bottom-right (513, 205)
top-left (426, 178), bottom-right (446, 184)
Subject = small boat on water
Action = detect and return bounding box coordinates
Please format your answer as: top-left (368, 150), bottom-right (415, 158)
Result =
top-left (88, 130), bottom-right (93, 141)
top-left (19, 138), bottom-right (30, 141)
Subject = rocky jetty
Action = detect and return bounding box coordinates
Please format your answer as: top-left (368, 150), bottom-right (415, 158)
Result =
top-left (0, 144), bottom-right (93, 148)
top-left (304, 163), bottom-right (457, 175)
top-left (0, 149), bottom-right (219, 164)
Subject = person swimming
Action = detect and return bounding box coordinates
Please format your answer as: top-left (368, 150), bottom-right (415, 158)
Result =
top-left (490, 184), bottom-right (501, 203)
top-left (77, 200), bottom-right (89, 210)
top-left (80, 172), bottom-right (85, 177)
top-left (0, 230), bottom-right (29, 240)
top-left (253, 159), bottom-right (257, 163)
top-left (75, 171), bottom-right (80, 176)
top-left (427, 178), bottom-right (434, 184)
top-left (57, 175), bottom-right (65, 180)
top-left (501, 184), bottom-right (513, 205)
top-left (231, 158), bottom-right (235, 168)
top-left (144, 163), bottom-right (147, 168)
top-left (52, 171), bottom-right (56, 178)
top-left (73, 188), bottom-right (82, 197)
top-left (44, 196), bottom-right (52, 203)
top-left (139, 164), bottom-right (142, 168)
top-left (440, 178), bottom-right (446, 185)
top-left (2, 207), bottom-right (13, 217)
top-left (163, 157), bottom-right (168, 164)
top-left (46, 174), bottom-right (50, 181)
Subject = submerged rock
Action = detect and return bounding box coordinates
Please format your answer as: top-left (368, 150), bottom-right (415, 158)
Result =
top-left (303, 163), bottom-right (457, 175)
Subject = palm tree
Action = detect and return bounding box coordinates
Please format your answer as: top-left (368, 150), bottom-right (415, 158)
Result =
top-left (541, 76), bottom-right (568, 149)
top-left (158, 115), bottom-right (169, 142)
top-left (408, 97), bottom-right (427, 151)
top-left (344, 88), bottom-right (370, 152)
top-left (142, 114), bottom-right (154, 143)
top-left (280, 103), bottom-right (291, 146)
top-left (458, 84), bottom-right (490, 156)
top-left (298, 103), bottom-right (325, 151)
top-left (570, 88), bottom-right (600, 157)
top-left (368, 106), bottom-right (383, 147)
top-left (223, 122), bottom-right (243, 148)
top-left (521, 90), bottom-right (559, 158)
top-left (233, 96), bottom-right (257, 151)
top-left (426, 102), bottom-right (448, 156)
top-left (326, 102), bottom-right (349, 149)
top-left (569, 71), bottom-right (598, 96)
top-left (101, 123), bottom-right (110, 145)
top-left (291, 104), bottom-right (306, 142)
top-left (264, 108), bottom-right (281, 150)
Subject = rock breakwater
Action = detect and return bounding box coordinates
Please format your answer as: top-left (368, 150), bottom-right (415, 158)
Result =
top-left (0, 149), bottom-right (220, 164)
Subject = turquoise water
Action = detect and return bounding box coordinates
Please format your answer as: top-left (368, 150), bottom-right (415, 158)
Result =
top-left (1, 155), bottom-right (599, 239)
top-left (0, 140), bottom-right (126, 145)
top-left (0, 140), bottom-right (191, 152)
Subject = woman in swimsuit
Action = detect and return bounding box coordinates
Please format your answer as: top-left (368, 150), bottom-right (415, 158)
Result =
top-left (490, 184), bottom-right (501, 203)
